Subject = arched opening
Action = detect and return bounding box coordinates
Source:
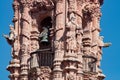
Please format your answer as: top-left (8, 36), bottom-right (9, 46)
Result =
top-left (39, 16), bottom-right (52, 49)
top-left (33, 16), bottom-right (53, 68)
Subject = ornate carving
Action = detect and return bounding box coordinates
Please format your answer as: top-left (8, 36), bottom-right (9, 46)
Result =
top-left (31, 41), bottom-right (39, 52)
top-left (82, 3), bottom-right (101, 20)
top-left (66, 12), bottom-right (78, 53)
top-left (21, 43), bottom-right (29, 54)
top-left (67, 72), bottom-right (75, 80)
top-left (67, 0), bottom-right (76, 13)
top-left (31, 0), bottom-right (54, 11)
top-left (13, 0), bottom-right (19, 11)
top-left (30, 67), bottom-right (51, 80)
top-left (3, 25), bottom-right (17, 46)
top-left (20, 0), bottom-right (33, 7)
top-left (12, 0), bottom-right (19, 22)
top-left (20, 0), bottom-right (54, 10)
top-left (12, 43), bottom-right (19, 57)
top-left (54, 40), bottom-right (64, 50)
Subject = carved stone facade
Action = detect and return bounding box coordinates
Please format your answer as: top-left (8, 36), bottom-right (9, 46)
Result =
top-left (5, 0), bottom-right (108, 80)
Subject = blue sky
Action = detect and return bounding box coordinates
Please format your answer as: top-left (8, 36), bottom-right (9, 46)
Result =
top-left (0, 0), bottom-right (120, 80)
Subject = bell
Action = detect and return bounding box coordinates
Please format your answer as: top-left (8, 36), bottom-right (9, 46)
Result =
top-left (40, 38), bottom-right (48, 43)
top-left (39, 27), bottom-right (49, 44)
top-left (40, 35), bottom-right (49, 43)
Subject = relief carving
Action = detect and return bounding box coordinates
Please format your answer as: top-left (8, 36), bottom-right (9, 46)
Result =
top-left (20, 0), bottom-right (54, 11)
top-left (54, 40), bottom-right (63, 50)
top-left (32, 0), bottom-right (54, 11)
top-left (82, 3), bottom-right (101, 21)
top-left (40, 67), bottom-right (51, 80)
top-left (31, 41), bottom-right (39, 52)
top-left (12, 43), bottom-right (19, 57)
top-left (20, 0), bottom-right (33, 7)
top-left (67, 0), bottom-right (76, 13)
top-left (7, 0), bottom-right (105, 80)
top-left (67, 72), bottom-right (75, 80)
top-left (21, 43), bottom-right (29, 54)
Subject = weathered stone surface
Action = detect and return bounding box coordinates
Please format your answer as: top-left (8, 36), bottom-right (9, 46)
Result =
top-left (6, 0), bottom-right (107, 80)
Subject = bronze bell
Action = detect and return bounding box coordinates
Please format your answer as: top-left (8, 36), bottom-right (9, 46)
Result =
top-left (40, 36), bottom-right (48, 43)
top-left (39, 27), bottom-right (49, 42)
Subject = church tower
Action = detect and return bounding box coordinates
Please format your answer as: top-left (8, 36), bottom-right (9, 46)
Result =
top-left (4, 0), bottom-right (110, 80)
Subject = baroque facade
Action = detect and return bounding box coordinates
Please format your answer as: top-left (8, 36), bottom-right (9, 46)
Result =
top-left (4, 0), bottom-right (111, 80)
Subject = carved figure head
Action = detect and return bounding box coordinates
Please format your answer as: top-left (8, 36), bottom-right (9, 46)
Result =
top-left (9, 24), bottom-right (14, 32)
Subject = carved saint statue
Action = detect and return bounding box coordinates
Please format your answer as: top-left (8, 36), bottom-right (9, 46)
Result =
top-left (39, 27), bottom-right (49, 44)
top-left (3, 25), bottom-right (17, 46)
top-left (66, 12), bottom-right (77, 53)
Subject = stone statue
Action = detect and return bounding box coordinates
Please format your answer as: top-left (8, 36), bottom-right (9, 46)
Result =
top-left (39, 27), bottom-right (49, 44)
top-left (3, 25), bottom-right (17, 46)
top-left (31, 53), bottom-right (39, 68)
top-left (66, 12), bottom-right (77, 53)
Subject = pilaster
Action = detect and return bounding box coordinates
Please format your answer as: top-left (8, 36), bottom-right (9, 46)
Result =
top-left (7, 0), bottom-right (20, 80)
top-left (20, 1), bottom-right (31, 80)
top-left (53, 0), bottom-right (66, 80)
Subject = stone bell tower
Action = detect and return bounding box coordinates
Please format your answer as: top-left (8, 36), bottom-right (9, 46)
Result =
top-left (4, 0), bottom-right (111, 80)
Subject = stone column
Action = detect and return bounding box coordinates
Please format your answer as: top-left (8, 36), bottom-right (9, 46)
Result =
top-left (30, 32), bottom-right (39, 68)
top-left (76, 1), bottom-right (83, 80)
top-left (20, 2), bottom-right (31, 80)
top-left (82, 2), bottom-right (93, 77)
top-left (91, 3), bottom-right (102, 73)
top-left (82, 21), bottom-right (92, 72)
top-left (7, 0), bottom-right (20, 80)
top-left (63, 0), bottom-right (79, 80)
top-left (53, 0), bottom-right (65, 80)
top-left (12, 0), bottom-right (20, 62)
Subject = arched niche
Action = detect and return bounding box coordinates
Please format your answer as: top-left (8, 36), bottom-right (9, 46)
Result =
top-left (29, 16), bottom-right (54, 69)
top-left (38, 16), bottom-right (53, 49)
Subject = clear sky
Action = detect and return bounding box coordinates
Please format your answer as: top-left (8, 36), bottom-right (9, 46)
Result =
top-left (0, 0), bottom-right (120, 80)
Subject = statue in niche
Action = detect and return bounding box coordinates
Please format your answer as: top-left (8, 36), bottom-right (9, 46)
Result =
top-left (66, 12), bottom-right (78, 53)
top-left (3, 25), bottom-right (17, 46)
top-left (39, 27), bottom-right (49, 45)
